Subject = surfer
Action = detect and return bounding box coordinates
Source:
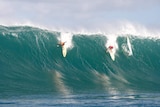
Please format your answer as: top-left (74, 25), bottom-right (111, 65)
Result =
top-left (57, 41), bottom-right (66, 47)
top-left (108, 46), bottom-right (113, 50)
top-left (57, 41), bottom-right (67, 57)
top-left (106, 45), bottom-right (114, 52)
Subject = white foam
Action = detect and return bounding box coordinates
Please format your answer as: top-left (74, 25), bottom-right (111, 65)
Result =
top-left (106, 35), bottom-right (118, 47)
top-left (1, 21), bottom-right (160, 39)
top-left (127, 36), bottom-right (133, 56)
top-left (11, 33), bottom-right (18, 38)
top-left (59, 32), bottom-right (74, 49)
top-left (117, 22), bottom-right (160, 39)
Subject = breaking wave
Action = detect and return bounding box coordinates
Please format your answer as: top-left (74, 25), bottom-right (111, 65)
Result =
top-left (0, 25), bottom-right (160, 96)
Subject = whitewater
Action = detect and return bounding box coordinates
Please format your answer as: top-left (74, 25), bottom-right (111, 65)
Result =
top-left (0, 25), bottom-right (160, 106)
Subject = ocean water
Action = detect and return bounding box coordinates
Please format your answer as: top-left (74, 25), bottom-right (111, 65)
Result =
top-left (0, 25), bottom-right (160, 106)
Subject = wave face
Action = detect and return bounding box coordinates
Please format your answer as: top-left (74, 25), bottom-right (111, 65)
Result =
top-left (0, 26), bottom-right (160, 96)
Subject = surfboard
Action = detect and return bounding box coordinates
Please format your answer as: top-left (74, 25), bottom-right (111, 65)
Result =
top-left (62, 46), bottom-right (67, 57)
top-left (107, 47), bottom-right (115, 61)
top-left (127, 37), bottom-right (133, 56)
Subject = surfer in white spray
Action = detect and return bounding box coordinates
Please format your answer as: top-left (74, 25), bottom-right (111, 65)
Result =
top-left (107, 45), bottom-right (114, 52)
top-left (57, 41), bottom-right (66, 47)
top-left (57, 41), bottom-right (67, 57)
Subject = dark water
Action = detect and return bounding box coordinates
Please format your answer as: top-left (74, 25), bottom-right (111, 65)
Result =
top-left (1, 93), bottom-right (160, 107)
top-left (0, 26), bottom-right (160, 106)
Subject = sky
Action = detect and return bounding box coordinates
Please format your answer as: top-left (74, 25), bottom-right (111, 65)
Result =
top-left (0, 0), bottom-right (160, 31)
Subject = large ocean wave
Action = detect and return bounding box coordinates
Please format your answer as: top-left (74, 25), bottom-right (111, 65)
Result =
top-left (0, 25), bottom-right (160, 96)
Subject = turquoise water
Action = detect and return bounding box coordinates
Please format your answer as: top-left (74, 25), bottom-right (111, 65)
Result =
top-left (0, 26), bottom-right (160, 106)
